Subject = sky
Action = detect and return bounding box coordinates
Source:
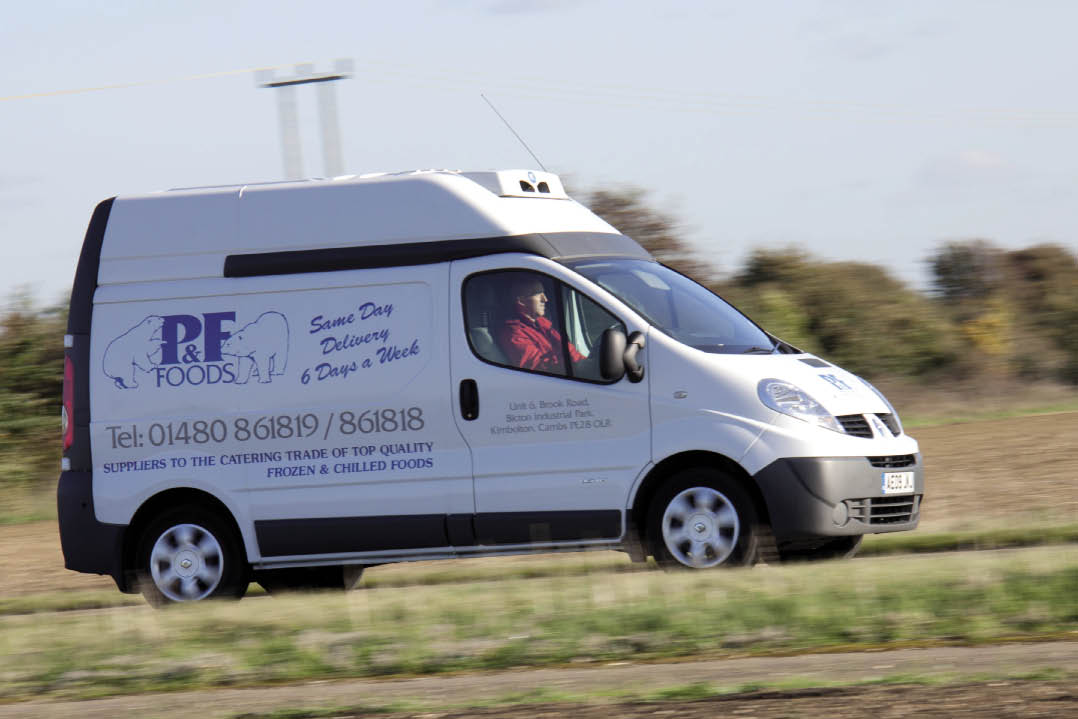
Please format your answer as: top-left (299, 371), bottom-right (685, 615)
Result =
top-left (3, 0), bottom-right (1078, 308)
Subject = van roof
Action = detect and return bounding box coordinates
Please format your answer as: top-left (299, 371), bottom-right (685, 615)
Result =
top-left (165, 169), bottom-right (572, 200)
top-left (97, 169), bottom-right (640, 286)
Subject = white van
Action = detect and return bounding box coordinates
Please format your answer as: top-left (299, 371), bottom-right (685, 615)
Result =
top-left (58, 169), bottom-right (923, 604)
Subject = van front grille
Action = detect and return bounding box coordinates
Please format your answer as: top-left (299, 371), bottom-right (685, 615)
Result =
top-left (876, 413), bottom-right (901, 435)
top-left (847, 495), bottom-right (921, 525)
top-left (867, 455), bottom-right (916, 468)
top-left (836, 414), bottom-right (872, 438)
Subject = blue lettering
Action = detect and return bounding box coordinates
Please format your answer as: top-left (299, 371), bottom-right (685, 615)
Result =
top-left (319, 329), bottom-right (391, 355)
top-left (358, 302), bottom-right (393, 320)
top-left (165, 366), bottom-right (185, 386)
top-left (153, 362), bottom-right (235, 388)
top-left (316, 360), bottom-right (358, 381)
top-left (376, 339), bottom-right (420, 364)
top-left (202, 312), bottom-right (235, 362)
top-left (310, 313), bottom-right (354, 334)
top-left (161, 315), bottom-right (202, 365)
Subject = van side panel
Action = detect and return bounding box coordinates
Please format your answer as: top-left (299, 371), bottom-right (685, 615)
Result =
top-left (88, 264), bottom-right (472, 563)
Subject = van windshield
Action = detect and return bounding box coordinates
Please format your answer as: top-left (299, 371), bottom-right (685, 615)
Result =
top-left (565, 259), bottom-right (775, 354)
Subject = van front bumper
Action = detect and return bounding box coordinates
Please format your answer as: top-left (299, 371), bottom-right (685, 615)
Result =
top-left (752, 455), bottom-right (923, 541)
top-left (57, 471), bottom-right (128, 591)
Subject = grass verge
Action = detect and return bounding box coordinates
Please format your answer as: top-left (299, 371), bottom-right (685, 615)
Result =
top-left (860, 524), bottom-right (1078, 556)
top-left (1, 546), bottom-right (1076, 704)
top-left (4, 523), bottom-right (1078, 617)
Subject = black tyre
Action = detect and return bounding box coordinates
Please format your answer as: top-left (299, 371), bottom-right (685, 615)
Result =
top-left (647, 468), bottom-right (759, 569)
top-left (136, 505), bottom-right (248, 606)
top-left (778, 535), bottom-right (863, 563)
top-left (256, 565), bottom-right (364, 594)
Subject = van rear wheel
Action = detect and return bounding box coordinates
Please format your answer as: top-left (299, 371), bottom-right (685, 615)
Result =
top-left (647, 469), bottom-right (759, 569)
top-left (136, 506), bottom-right (248, 606)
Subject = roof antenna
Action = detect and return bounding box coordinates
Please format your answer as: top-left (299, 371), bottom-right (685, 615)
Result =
top-left (481, 94), bottom-right (548, 172)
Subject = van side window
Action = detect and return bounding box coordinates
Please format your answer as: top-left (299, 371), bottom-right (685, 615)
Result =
top-left (463, 271), bottom-right (624, 382)
top-left (559, 284), bottom-right (625, 382)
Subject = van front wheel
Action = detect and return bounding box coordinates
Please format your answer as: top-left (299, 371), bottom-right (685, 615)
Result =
top-left (136, 507), bottom-right (248, 606)
top-left (647, 469), bottom-right (758, 569)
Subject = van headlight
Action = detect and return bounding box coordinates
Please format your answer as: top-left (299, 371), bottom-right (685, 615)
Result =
top-left (757, 378), bottom-right (843, 433)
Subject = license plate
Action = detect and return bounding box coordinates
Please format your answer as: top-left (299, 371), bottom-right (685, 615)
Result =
top-left (881, 471), bottom-right (915, 495)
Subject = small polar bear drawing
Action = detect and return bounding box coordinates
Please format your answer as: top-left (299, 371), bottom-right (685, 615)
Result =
top-left (221, 311), bottom-right (289, 384)
top-left (102, 316), bottom-right (165, 389)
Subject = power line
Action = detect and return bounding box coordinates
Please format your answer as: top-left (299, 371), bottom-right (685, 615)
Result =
top-left (0, 64), bottom-right (298, 103)
top-left (5, 59), bottom-right (1078, 127)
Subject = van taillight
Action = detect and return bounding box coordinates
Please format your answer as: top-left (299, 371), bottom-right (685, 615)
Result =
top-left (63, 356), bottom-right (74, 452)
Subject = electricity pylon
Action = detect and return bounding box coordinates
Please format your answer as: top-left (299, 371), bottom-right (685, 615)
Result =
top-left (257, 59), bottom-right (353, 179)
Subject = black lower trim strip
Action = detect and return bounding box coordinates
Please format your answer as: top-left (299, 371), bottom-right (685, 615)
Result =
top-left (474, 510), bottom-right (622, 545)
top-left (446, 513), bottom-right (476, 546)
top-left (256, 514), bottom-right (448, 556)
top-left (255, 510), bottom-right (623, 556)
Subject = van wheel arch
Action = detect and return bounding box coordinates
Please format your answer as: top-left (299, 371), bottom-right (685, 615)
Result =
top-left (122, 488), bottom-right (247, 593)
top-left (629, 451), bottom-right (772, 560)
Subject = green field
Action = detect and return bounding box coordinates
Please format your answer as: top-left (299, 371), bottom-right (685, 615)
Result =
top-left (2, 545), bottom-right (1075, 704)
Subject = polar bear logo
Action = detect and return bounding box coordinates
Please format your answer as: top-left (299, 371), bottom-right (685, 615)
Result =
top-left (103, 316), bottom-right (165, 389)
top-left (221, 311), bottom-right (289, 384)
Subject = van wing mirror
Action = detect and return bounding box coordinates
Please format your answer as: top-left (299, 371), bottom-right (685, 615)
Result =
top-left (599, 328), bottom-right (646, 383)
top-left (599, 327), bottom-right (627, 381)
top-left (624, 331), bottom-right (646, 383)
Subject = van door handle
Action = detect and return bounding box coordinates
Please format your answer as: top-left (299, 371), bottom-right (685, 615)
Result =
top-left (459, 379), bottom-right (479, 421)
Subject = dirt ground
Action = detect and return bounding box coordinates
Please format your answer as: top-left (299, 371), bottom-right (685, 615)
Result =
top-left (912, 411), bottom-right (1078, 531)
top-left (5, 411), bottom-right (1077, 599)
top-left (2, 642), bottom-right (1075, 718)
top-left (6, 683), bottom-right (1076, 719)
top-left (410, 683), bottom-right (1078, 719)
top-left (360, 682), bottom-right (1078, 719)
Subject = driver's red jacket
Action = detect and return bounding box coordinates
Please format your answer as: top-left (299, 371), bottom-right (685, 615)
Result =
top-left (499, 311), bottom-right (584, 372)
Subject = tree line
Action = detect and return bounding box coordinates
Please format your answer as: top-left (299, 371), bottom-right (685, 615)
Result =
top-left (585, 188), bottom-right (1078, 384)
top-left (3, 187), bottom-right (1078, 508)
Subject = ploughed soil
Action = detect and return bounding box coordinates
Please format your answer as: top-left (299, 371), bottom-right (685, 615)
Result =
top-left (357, 682), bottom-right (1077, 719)
top-left (299, 682), bottom-right (1078, 719)
top-left (6, 682), bottom-right (1077, 719)
top-left (911, 411), bottom-right (1078, 532)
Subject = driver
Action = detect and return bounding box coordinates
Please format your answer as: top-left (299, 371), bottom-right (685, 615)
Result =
top-left (499, 277), bottom-right (584, 372)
